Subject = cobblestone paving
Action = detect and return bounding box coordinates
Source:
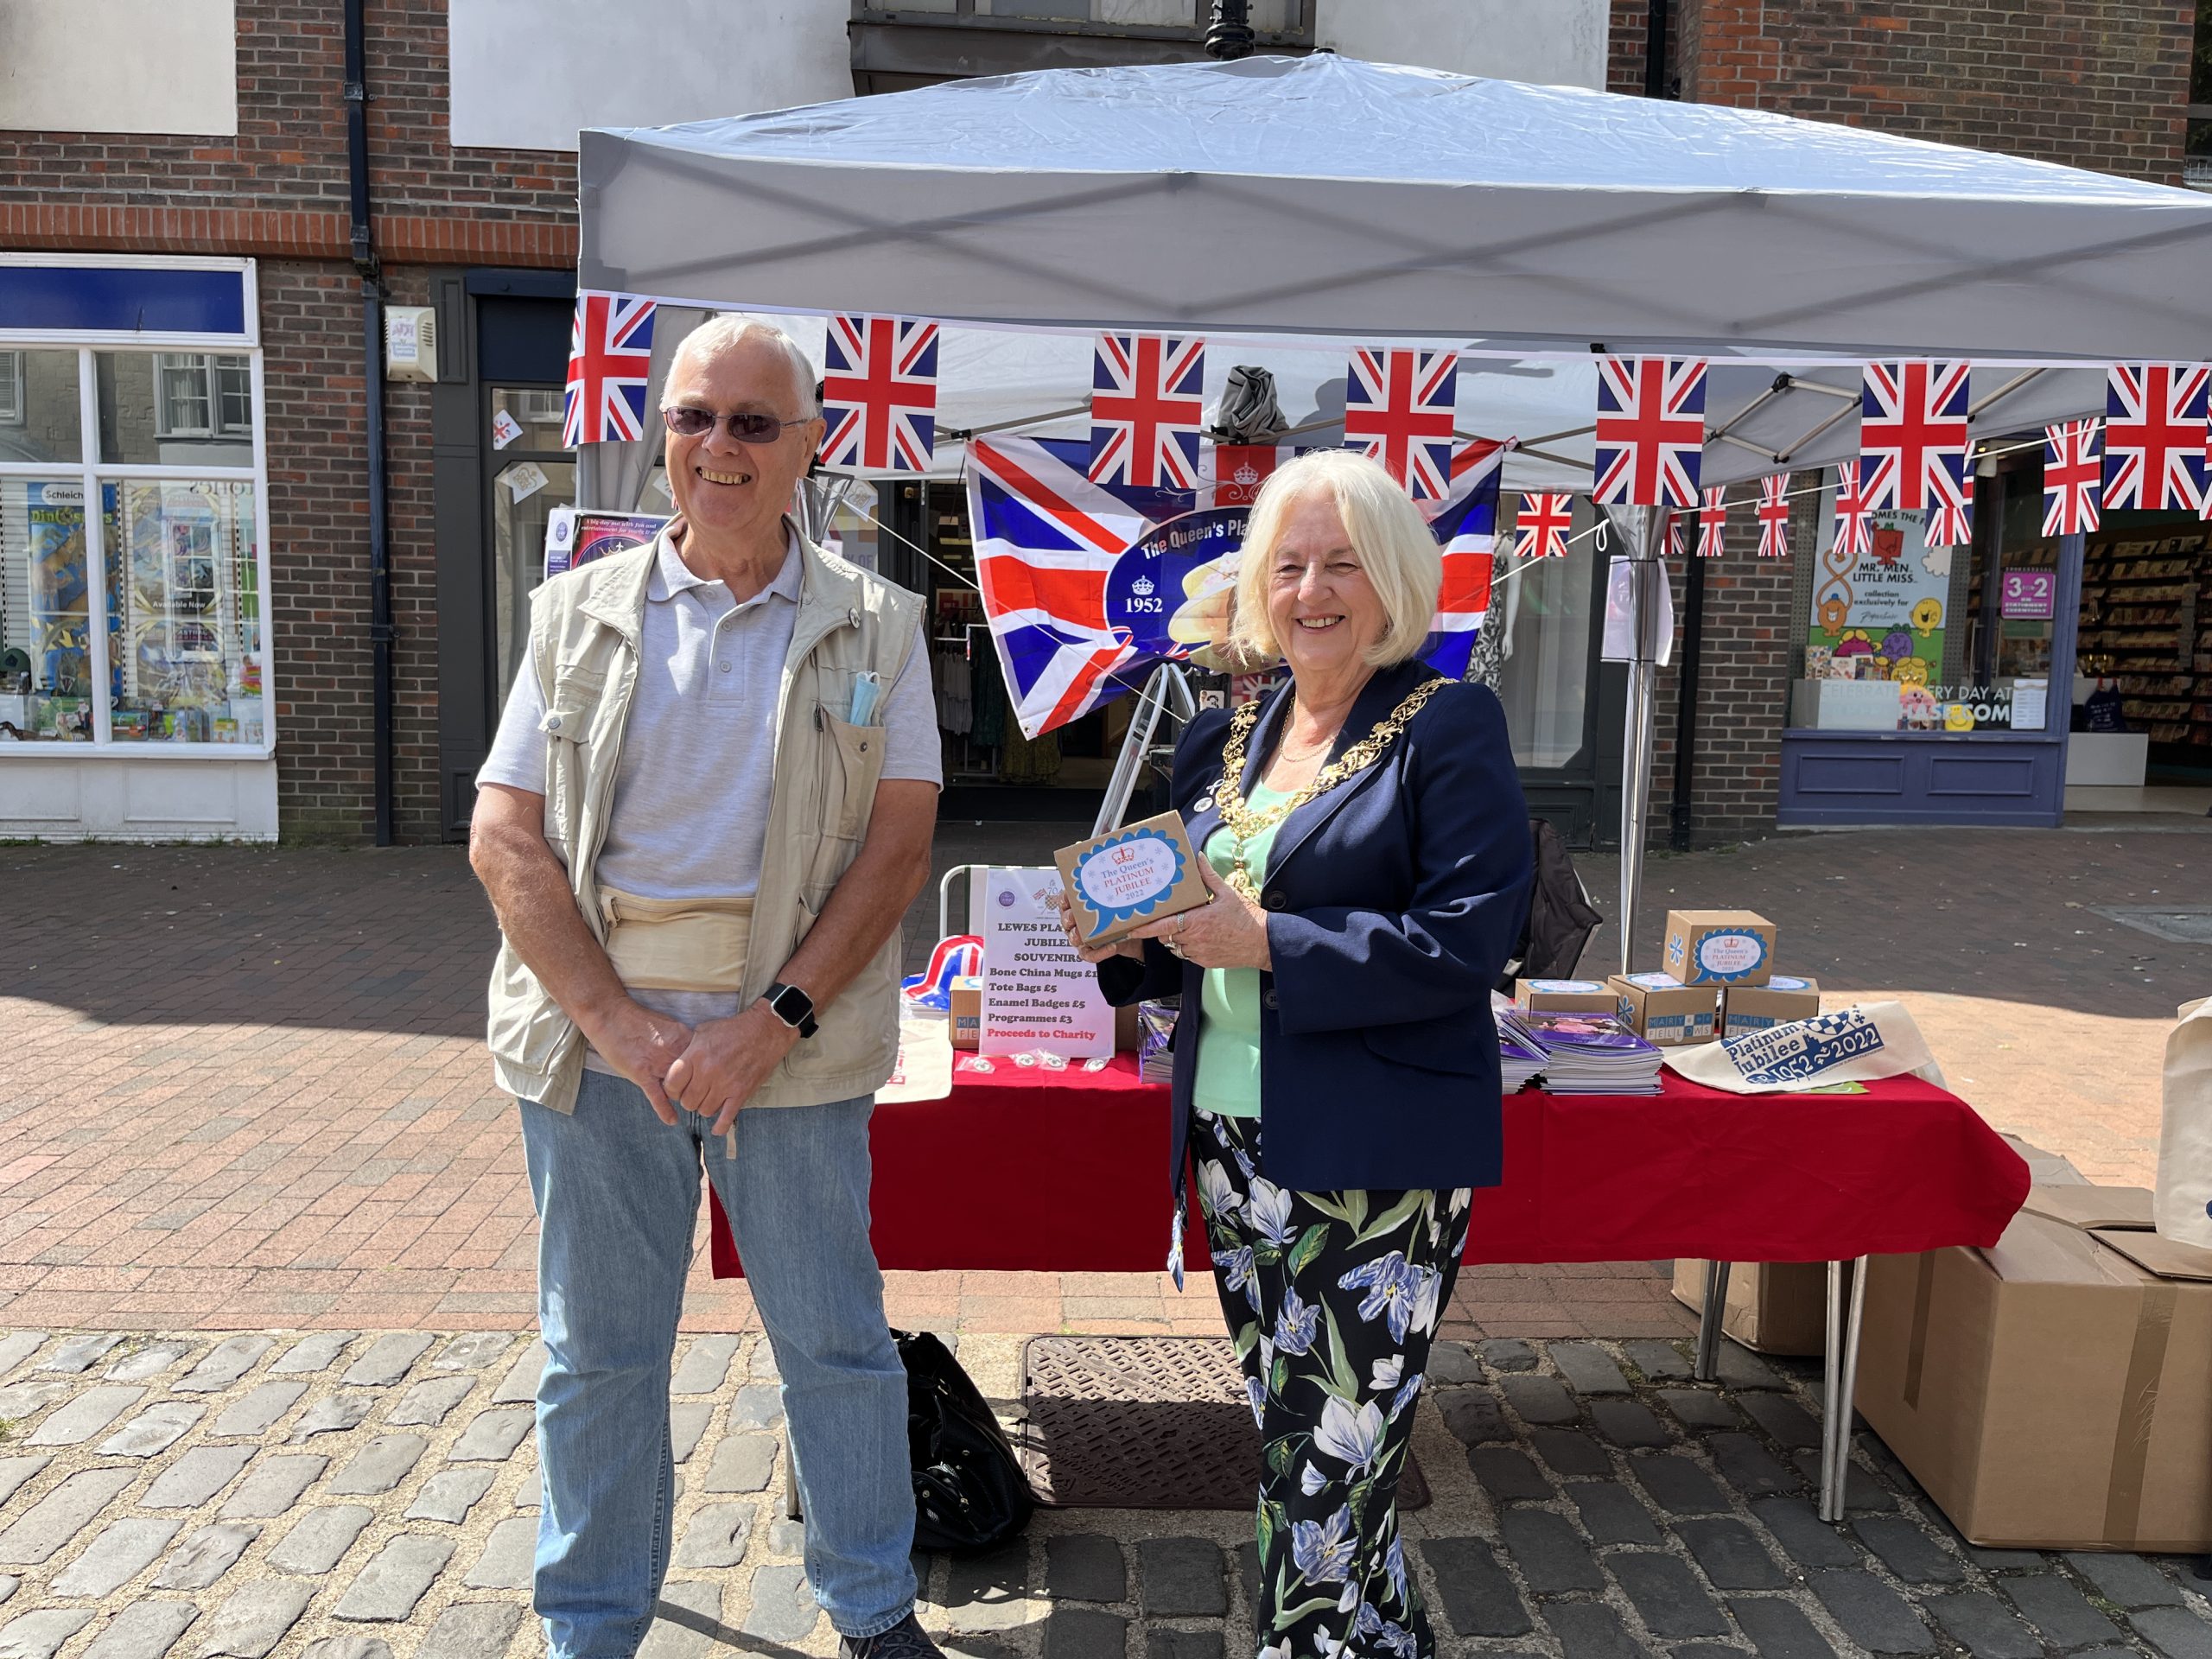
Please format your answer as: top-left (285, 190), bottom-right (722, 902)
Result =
top-left (2, 1327), bottom-right (2209, 1659)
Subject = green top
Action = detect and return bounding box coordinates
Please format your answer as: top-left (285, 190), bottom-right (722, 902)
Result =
top-left (1190, 781), bottom-right (1294, 1119)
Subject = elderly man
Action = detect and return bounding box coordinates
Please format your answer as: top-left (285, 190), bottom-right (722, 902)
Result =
top-left (471, 316), bottom-right (943, 1659)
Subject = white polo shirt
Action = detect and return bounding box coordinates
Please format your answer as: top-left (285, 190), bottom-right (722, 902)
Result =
top-left (479, 527), bottom-right (940, 1036)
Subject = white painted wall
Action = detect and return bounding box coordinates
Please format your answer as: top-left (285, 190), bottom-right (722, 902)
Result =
top-left (0, 0), bottom-right (238, 135)
top-left (1316, 0), bottom-right (1609, 92)
top-left (448, 0), bottom-right (855, 151)
top-left (449, 0), bottom-right (1610, 151)
top-left (0, 755), bottom-right (278, 842)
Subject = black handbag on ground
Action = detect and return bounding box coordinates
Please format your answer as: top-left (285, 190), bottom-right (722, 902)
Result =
top-left (894, 1329), bottom-right (1036, 1553)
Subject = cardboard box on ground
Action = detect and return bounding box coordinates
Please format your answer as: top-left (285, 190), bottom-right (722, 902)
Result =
top-left (1856, 1184), bottom-right (2212, 1551)
top-left (1669, 1260), bottom-right (1827, 1355)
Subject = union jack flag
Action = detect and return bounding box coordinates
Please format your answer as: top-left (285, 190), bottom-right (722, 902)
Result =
top-left (561, 294), bottom-right (657, 447)
top-left (1833, 460), bottom-right (1873, 562)
top-left (1696, 486), bottom-right (1728, 558)
top-left (2044, 419), bottom-right (2104, 537)
top-left (1859, 360), bottom-right (1971, 513)
top-left (1090, 334), bottom-right (1205, 491)
top-left (1513, 493), bottom-right (1573, 560)
top-left (1757, 474), bottom-right (1792, 558)
top-left (1592, 357), bottom-right (1707, 507)
top-left (966, 435), bottom-right (1502, 739)
top-left (1924, 473), bottom-right (1974, 550)
top-left (820, 315), bottom-right (938, 474)
top-left (1344, 348), bottom-right (1459, 500)
top-left (2103, 364), bottom-right (2209, 512)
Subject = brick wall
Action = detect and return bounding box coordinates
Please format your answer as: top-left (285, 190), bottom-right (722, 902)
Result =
top-left (1645, 496), bottom-right (1802, 846)
top-left (1675, 0), bottom-right (2195, 182)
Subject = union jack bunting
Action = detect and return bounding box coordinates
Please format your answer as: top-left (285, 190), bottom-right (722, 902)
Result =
top-left (561, 294), bottom-right (657, 447)
top-left (1090, 334), bottom-right (1205, 491)
top-left (1512, 493), bottom-right (1574, 560)
top-left (1205, 442), bottom-right (1297, 508)
top-left (1344, 348), bottom-right (1459, 499)
top-left (1923, 474), bottom-right (1974, 550)
top-left (819, 315), bottom-right (939, 474)
top-left (2103, 364), bottom-right (2210, 512)
top-left (966, 435), bottom-right (1503, 739)
top-left (1859, 360), bottom-right (1972, 512)
top-left (1757, 474), bottom-right (1792, 558)
top-left (2044, 419), bottom-right (2104, 537)
top-left (1696, 486), bottom-right (1728, 558)
top-left (1833, 460), bottom-right (1873, 563)
top-left (1592, 357), bottom-right (1707, 507)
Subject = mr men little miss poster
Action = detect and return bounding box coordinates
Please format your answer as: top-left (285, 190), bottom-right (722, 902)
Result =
top-left (1808, 492), bottom-right (1950, 702)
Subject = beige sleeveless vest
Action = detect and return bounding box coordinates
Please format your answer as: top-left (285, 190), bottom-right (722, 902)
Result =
top-left (484, 526), bottom-right (923, 1116)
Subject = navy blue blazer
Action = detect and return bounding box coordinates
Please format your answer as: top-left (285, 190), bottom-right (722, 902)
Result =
top-left (1098, 658), bottom-right (1534, 1199)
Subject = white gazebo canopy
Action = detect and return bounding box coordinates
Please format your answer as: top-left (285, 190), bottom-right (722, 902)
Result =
top-left (581, 54), bottom-right (2212, 365)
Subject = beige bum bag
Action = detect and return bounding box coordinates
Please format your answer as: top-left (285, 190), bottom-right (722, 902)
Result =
top-left (598, 888), bottom-right (754, 994)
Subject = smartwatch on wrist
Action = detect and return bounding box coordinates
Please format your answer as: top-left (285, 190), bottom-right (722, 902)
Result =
top-left (761, 982), bottom-right (819, 1039)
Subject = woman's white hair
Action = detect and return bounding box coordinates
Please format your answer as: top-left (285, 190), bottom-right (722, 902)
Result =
top-left (663, 315), bottom-right (820, 416)
top-left (1229, 449), bottom-right (1442, 668)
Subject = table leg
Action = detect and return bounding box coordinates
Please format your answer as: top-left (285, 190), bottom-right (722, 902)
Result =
top-left (1694, 1260), bottom-right (1732, 1381)
top-left (1820, 1259), bottom-right (1846, 1522)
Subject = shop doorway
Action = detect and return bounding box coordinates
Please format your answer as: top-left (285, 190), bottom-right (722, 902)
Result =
top-left (2066, 511), bottom-right (2212, 815)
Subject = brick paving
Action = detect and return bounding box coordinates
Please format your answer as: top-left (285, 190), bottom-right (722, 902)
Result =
top-left (5, 823), bottom-right (2209, 1334)
top-left (0, 1327), bottom-right (2209, 1659)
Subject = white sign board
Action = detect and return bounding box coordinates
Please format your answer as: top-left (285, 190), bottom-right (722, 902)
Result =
top-left (980, 866), bottom-right (1116, 1058)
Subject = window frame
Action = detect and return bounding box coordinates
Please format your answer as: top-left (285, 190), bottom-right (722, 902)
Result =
top-left (0, 352), bottom-right (22, 426)
top-left (0, 264), bottom-right (272, 759)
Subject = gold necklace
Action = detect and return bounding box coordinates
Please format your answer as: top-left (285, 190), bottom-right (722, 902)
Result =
top-left (1213, 677), bottom-right (1447, 899)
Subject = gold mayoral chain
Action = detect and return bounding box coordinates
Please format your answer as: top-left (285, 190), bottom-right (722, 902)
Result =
top-left (1211, 677), bottom-right (1448, 899)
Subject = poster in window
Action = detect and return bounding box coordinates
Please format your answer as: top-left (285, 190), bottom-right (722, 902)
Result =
top-left (1808, 490), bottom-right (1948, 691)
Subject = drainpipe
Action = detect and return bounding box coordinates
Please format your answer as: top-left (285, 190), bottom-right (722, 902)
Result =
top-left (345, 0), bottom-right (395, 846)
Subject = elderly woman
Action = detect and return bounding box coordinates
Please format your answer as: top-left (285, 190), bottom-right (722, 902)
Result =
top-left (1061, 449), bottom-right (1531, 1659)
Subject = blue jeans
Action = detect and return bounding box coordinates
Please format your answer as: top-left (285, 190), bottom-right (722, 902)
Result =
top-left (520, 1071), bottom-right (916, 1659)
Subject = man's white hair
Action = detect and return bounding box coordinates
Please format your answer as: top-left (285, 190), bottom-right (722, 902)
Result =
top-left (664, 315), bottom-right (820, 417)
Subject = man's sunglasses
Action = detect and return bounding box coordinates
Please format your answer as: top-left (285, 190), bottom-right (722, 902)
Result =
top-left (661, 406), bottom-right (813, 443)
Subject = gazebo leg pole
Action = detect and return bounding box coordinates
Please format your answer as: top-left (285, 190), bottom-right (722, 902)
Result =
top-left (1693, 1259), bottom-right (1731, 1381)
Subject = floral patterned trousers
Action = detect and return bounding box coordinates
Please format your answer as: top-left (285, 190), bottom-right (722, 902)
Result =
top-left (1192, 1109), bottom-right (1472, 1659)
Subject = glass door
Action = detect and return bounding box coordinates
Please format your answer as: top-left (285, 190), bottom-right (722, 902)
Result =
top-left (486, 385), bottom-right (575, 711)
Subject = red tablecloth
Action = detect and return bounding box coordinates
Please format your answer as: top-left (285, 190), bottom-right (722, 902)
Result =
top-left (709, 1053), bottom-right (2030, 1276)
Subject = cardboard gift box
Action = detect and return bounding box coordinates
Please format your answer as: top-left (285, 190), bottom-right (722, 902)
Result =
top-left (1720, 975), bottom-right (1821, 1035)
top-left (1516, 978), bottom-right (1622, 1016)
top-left (1662, 909), bottom-right (1778, 986)
top-left (1055, 811), bottom-right (1210, 950)
top-left (1669, 1260), bottom-right (1828, 1355)
top-left (949, 976), bottom-right (982, 1051)
top-left (1854, 1184), bottom-right (2212, 1551)
top-left (1609, 972), bottom-right (1719, 1046)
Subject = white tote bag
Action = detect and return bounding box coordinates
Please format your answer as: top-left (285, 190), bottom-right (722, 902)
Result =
top-left (2155, 995), bottom-right (2212, 1248)
top-left (1663, 1001), bottom-right (1946, 1095)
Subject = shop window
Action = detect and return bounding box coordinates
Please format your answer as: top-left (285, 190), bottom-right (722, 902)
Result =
top-left (106, 480), bottom-right (264, 743)
top-left (0, 350), bottom-right (83, 464)
top-left (0, 341), bottom-right (268, 749)
top-left (1783, 449), bottom-right (2060, 737)
top-left (98, 351), bottom-right (255, 467)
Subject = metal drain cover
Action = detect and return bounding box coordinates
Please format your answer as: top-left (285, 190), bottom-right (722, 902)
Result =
top-left (1017, 1335), bottom-right (1429, 1511)
top-left (2090, 906), bottom-right (2212, 944)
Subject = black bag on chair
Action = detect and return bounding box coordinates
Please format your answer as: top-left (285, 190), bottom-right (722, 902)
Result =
top-left (894, 1329), bottom-right (1035, 1553)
